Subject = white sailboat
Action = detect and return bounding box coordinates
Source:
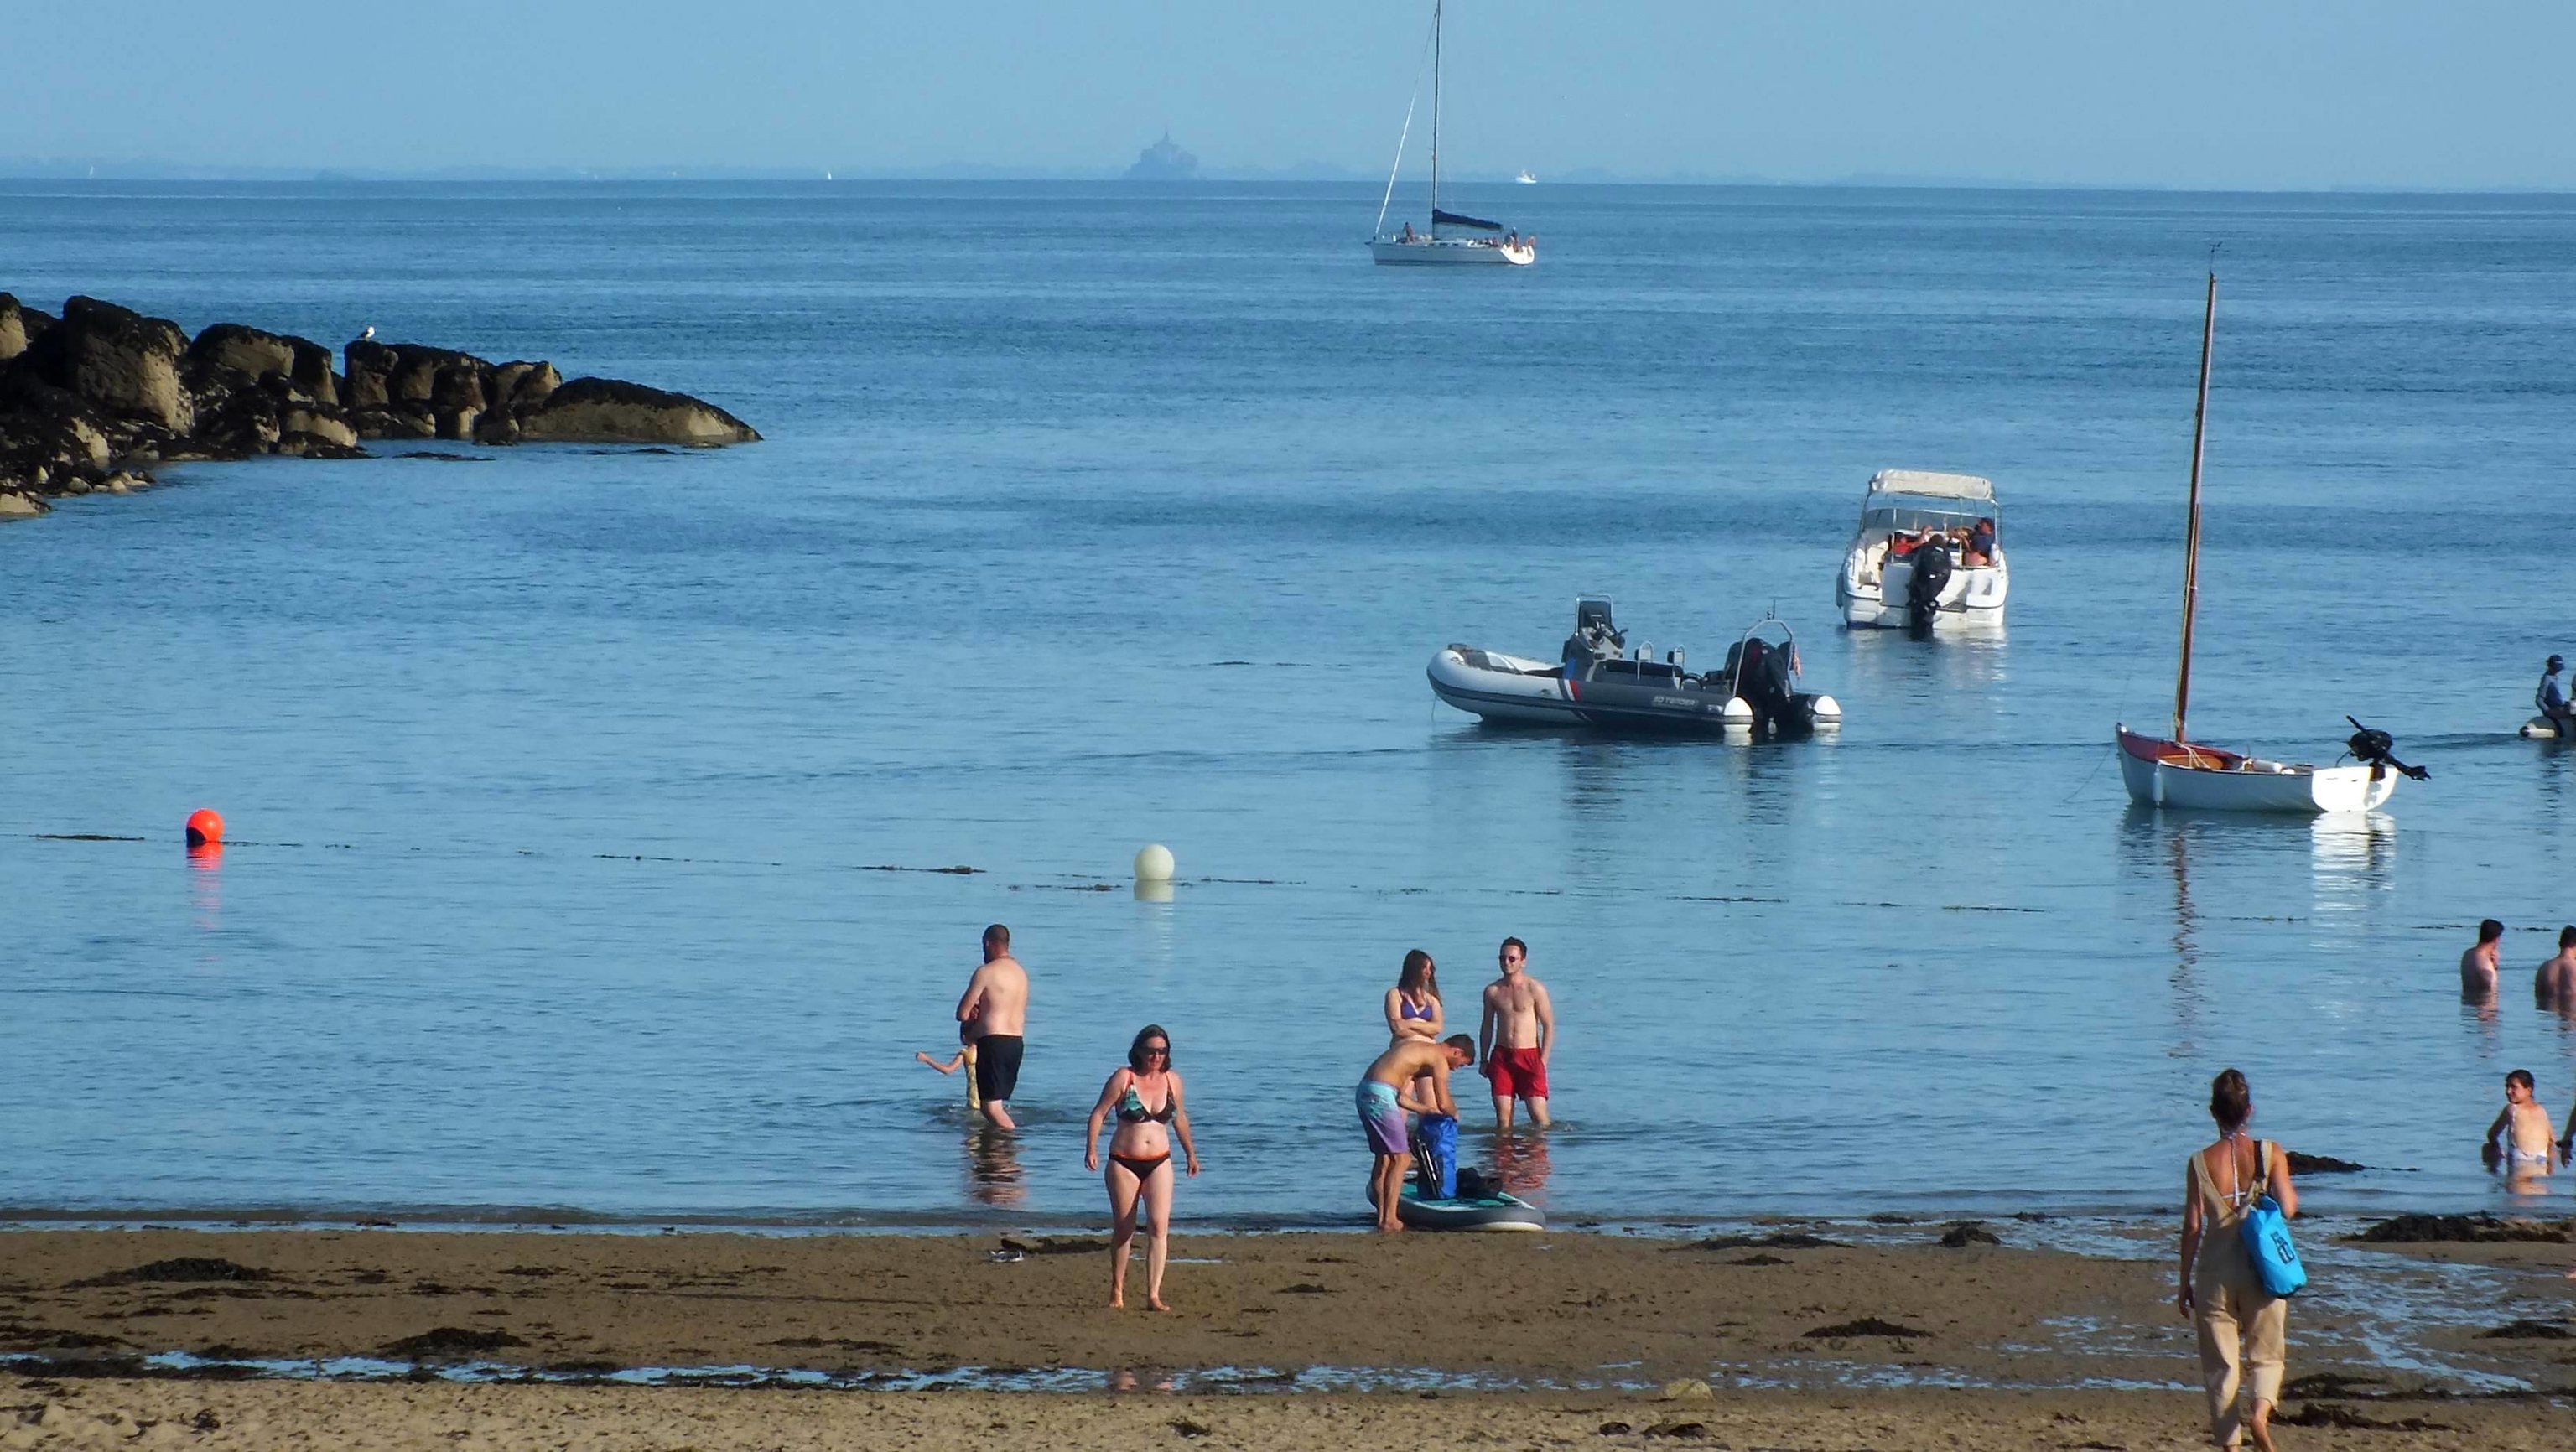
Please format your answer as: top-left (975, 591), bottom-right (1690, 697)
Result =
top-left (1370, 1), bottom-right (1534, 267)
top-left (2116, 271), bottom-right (2407, 814)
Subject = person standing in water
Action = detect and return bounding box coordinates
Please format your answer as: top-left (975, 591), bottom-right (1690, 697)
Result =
top-left (2460, 919), bottom-right (2504, 999)
top-left (2537, 655), bottom-right (2573, 735)
top-left (2482, 1070), bottom-right (2560, 1179)
top-left (954, 924), bottom-right (1028, 1130)
top-left (2537, 926), bottom-right (2576, 1010)
top-left (1083, 1024), bottom-right (1197, 1310)
top-left (2179, 1068), bottom-right (2299, 1452)
top-left (1478, 936), bottom-right (1555, 1131)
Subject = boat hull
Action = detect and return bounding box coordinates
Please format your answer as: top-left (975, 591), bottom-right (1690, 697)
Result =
top-left (1370, 238), bottom-right (1533, 266)
top-left (1428, 647), bottom-right (1839, 737)
top-left (2115, 727), bottom-right (2396, 813)
top-left (1838, 553), bottom-right (2008, 628)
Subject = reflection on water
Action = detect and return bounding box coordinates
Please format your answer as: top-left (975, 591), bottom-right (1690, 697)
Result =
top-left (1488, 1129), bottom-right (1553, 1200)
top-left (2309, 813), bottom-right (2396, 920)
top-left (961, 1127), bottom-right (1026, 1209)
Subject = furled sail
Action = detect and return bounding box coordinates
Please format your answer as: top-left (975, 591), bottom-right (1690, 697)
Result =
top-left (1431, 207), bottom-right (1502, 231)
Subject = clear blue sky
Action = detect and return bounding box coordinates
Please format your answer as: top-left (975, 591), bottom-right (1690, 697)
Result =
top-left (8, 0), bottom-right (2571, 187)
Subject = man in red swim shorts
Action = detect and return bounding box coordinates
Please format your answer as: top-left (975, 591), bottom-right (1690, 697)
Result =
top-left (1477, 936), bottom-right (1555, 1131)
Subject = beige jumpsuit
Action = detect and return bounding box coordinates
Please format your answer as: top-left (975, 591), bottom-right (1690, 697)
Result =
top-left (2190, 1141), bottom-right (2287, 1448)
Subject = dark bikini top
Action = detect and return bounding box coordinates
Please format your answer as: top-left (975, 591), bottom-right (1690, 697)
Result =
top-left (1116, 1078), bottom-right (1176, 1123)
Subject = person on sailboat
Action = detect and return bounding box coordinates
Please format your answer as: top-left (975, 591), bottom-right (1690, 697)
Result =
top-left (2536, 655), bottom-right (2572, 735)
top-left (1400, 222), bottom-right (1417, 244)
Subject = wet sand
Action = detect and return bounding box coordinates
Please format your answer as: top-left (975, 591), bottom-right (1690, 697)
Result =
top-left (2, 1226), bottom-right (2568, 1449)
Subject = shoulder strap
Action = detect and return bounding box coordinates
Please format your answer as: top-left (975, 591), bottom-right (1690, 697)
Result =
top-left (2250, 1140), bottom-right (2273, 1200)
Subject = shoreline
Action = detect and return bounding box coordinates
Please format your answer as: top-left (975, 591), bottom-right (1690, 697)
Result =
top-left (3, 1226), bottom-right (2565, 1387)
top-left (3, 1225), bottom-right (2568, 1449)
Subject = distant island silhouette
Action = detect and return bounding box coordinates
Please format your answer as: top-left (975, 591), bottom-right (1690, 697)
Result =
top-left (1124, 132), bottom-right (1198, 181)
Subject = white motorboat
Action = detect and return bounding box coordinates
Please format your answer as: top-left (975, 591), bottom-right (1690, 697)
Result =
top-left (1429, 599), bottom-right (1841, 739)
top-left (1369, 2), bottom-right (1535, 267)
top-left (1835, 470), bottom-right (2007, 630)
top-left (2116, 269), bottom-right (2419, 815)
top-left (1514, 169), bottom-right (1537, 184)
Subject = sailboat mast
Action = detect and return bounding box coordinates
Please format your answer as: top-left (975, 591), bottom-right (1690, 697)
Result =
top-left (1430, 0), bottom-right (1441, 218)
top-left (2173, 270), bottom-right (2217, 744)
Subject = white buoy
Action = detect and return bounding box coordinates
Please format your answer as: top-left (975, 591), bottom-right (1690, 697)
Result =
top-left (1134, 843), bottom-right (1175, 883)
top-left (2523, 717), bottom-right (2560, 739)
top-left (1811, 694), bottom-right (1843, 727)
top-left (1720, 697), bottom-right (1754, 726)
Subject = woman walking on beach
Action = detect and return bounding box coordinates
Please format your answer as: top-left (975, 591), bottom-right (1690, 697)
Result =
top-left (1083, 1024), bottom-right (1198, 1311)
top-left (2179, 1068), bottom-right (2299, 1451)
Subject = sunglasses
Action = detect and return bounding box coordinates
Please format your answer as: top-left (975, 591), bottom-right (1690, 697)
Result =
top-left (1145, 1045), bottom-right (1170, 1055)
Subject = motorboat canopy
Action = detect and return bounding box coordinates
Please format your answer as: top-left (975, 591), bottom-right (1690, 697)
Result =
top-left (1857, 470), bottom-right (2000, 533)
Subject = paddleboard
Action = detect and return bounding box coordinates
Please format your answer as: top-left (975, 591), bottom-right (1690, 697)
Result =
top-left (1395, 1185), bottom-right (1545, 1232)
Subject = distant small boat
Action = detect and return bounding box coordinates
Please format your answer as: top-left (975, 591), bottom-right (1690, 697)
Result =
top-left (2116, 269), bottom-right (2418, 814)
top-left (1514, 169), bottom-right (1537, 184)
top-left (1369, 2), bottom-right (1534, 267)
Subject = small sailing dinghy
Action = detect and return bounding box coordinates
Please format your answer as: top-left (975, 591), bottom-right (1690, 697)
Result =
top-left (2116, 270), bottom-right (2423, 814)
top-left (1369, 2), bottom-right (1534, 267)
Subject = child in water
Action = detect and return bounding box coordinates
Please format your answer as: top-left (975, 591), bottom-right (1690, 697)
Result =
top-left (2480, 1070), bottom-right (2559, 1180)
top-left (916, 1024), bottom-right (983, 1109)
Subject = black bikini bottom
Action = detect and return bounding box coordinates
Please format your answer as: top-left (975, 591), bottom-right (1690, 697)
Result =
top-left (1108, 1152), bottom-right (1171, 1180)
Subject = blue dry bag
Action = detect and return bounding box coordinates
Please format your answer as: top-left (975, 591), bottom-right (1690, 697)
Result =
top-left (2239, 1142), bottom-right (2306, 1297)
top-left (1411, 1113), bottom-right (1458, 1199)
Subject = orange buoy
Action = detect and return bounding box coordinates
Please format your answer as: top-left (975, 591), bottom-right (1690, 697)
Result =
top-left (185, 808), bottom-right (225, 848)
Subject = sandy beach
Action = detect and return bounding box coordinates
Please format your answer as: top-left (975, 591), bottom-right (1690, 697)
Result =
top-left (4, 1224), bottom-right (2569, 1449)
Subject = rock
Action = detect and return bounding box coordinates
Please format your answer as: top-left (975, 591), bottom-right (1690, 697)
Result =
top-left (1939, 1221), bottom-right (2002, 1247)
top-left (2349, 1213), bottom-right (2576, 1245)
top-left (517, 376), bottom-right (759, 445)
top-left (102, 470), bottom-right (152, 492)
top-left (28, 296), bottom-right (195, 433)
top-left (471, 410), bottom-right (522, 446)
top-left (288, 338), bottom-right (339, 406)
top-left (0, 293), bottom-right (33, 361)
top-left (344, 338), bottom-right (397, 407)
top-left (347, 405), bottom-right (436, 440)
top-left (0, 490), bottom-right (47, 519)
top-left (384, 345), bottom-right (483, 405)
top-left (189, 323), bottom-right (297, 381)
top-left (278, 405), bottom-right (358, 450)
top-left (517, 378), bottom-right (757, 445)
top-left (2286, 1152), bottom-right (2366, 1175)
top-left (1658, 1378), bottom-right (1712, 1400)
top-left (492, 360), bottom-right (558, 411)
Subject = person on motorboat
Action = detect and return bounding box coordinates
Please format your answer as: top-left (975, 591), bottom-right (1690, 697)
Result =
top-left (2537, 656), bottom-right (2572, 735)
top-left (1966, 516), bottom-right (1997, 566)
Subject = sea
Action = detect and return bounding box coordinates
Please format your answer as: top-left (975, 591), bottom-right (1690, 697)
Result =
top-left (5, 181), bottom-right (2574, 1229)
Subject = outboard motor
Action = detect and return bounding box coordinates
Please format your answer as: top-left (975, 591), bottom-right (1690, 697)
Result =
top-left (1906, 541), bottom-right (1954, 634)
top-left (1732, 637), bottom-right (1811, 740)
top-left (2345, 717), bottom-right (2429, 781)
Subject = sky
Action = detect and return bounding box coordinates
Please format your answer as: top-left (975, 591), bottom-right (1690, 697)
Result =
top-left (6, 1), bottom-right (2573, 189)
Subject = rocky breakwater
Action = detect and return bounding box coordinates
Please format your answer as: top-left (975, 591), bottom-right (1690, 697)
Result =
top-left (0, 292), bottom-right (759, 521)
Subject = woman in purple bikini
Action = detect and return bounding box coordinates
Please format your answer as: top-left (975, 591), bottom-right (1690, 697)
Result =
top-left (1384, 948), bottom-right (1443, 1045)
top-left (1083, 1024), bottom-right (1198, 1311)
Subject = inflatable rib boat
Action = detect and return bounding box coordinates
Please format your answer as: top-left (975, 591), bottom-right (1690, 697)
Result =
top-left (1429, 598), bottom-right (1841, 739)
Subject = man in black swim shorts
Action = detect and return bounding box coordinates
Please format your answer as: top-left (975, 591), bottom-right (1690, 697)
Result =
top-left (955, 923), bottom-right (1030, 1129)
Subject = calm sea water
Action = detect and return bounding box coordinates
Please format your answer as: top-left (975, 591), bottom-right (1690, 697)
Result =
top-left (5, 182), bottom-right (2575, 1226)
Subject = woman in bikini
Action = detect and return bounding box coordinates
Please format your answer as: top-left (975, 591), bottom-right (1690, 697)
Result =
top-left (2178, 1068), bottom-right (2299, 1452)
top-left (1385, 949), bottom-right (1443, 1045)
top-left (1083, 1024), bottom-right (1199, 1311)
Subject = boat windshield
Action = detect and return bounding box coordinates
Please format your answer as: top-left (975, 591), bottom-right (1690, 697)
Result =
top-left (1859, 496), bottom-right (1997, 536)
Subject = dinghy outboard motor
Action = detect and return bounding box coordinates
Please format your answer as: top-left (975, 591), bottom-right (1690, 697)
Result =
top-left (2345, 716), bottom-right (2429, 781)
top-left (1734, 637), bottom-right (1813, 740)
top-left (1905, 540), bottom-right (1954, 634)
